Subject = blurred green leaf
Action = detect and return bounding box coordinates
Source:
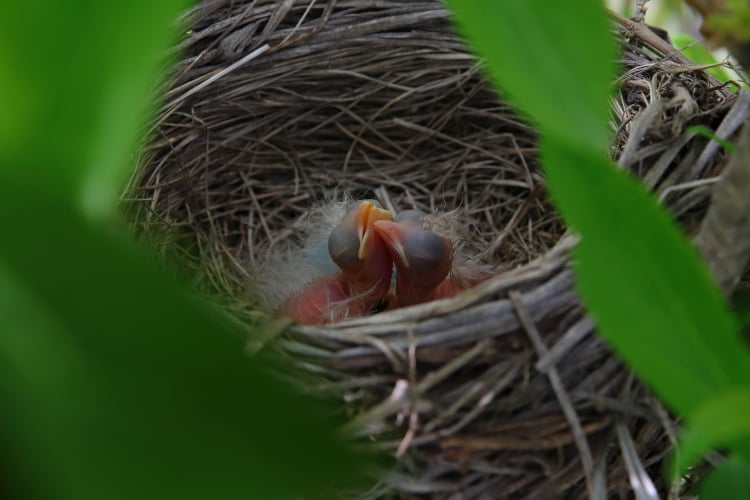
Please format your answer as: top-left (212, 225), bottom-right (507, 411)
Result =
top-left (734, 289), bottom-right (750, 327)
top-left (671, 389), bottom-right (750, 476)
top-left (0, 179), bottom-right (365, 500)
top-left (699, 456), bottom-right (750, 499)
top-left (447, 0), bottom-right (616, 152)
top-left (449, 0), bottom-right (750, 419)
top-left (448, 0), bottom-right (750, 495)
top-left (703, 0), bottom-right (750, 44)
top-left (0, 0), bottom-right (188, 217)
top-left (0, 0), bottom-right (369, 498)
top-left (686, 125), bottom-right (736, 152)
top-left (541, 139), bottom-right (750, 416)
top-left (672, 34), bottom-right (735, 84)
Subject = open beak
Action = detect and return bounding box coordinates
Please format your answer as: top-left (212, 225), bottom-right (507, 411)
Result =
top-left (329, 200), bottom-right (392, 272)
top-left (353, 201), bottom-right (393, 260)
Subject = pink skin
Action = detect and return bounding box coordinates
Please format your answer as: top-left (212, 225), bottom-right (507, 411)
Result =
top-left (278, 202), bottom-right (393, 324)
top-left (277, 275), bottom-right (353, 325)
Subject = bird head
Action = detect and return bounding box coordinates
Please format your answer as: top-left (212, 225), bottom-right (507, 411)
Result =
top-left (327, 200), bottom-right (394, 298)
top-left (373, 209), bottom-right (454, 306)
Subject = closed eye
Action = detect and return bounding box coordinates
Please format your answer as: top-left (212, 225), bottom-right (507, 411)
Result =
top-left (403, 230), bottom-right (449, 275)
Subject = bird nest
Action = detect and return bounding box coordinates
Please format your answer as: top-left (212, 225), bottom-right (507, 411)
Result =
top-left (127, 1), bottom-right (745, 498)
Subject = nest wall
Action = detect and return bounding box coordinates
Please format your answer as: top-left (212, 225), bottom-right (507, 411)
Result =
top-left (128, 1), bottom-right (742, 498)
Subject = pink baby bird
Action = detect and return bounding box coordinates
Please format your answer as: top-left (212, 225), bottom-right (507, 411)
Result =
top-left (374, 209), bottom-right (489, 308)
top-left (277, 200), bottom-right (394, 324)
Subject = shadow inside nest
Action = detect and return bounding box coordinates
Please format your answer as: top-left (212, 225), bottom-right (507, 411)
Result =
top-left (127, 1), bottom-right (746, 498)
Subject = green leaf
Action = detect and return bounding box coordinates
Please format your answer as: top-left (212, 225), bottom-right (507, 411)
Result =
top-left (0, 0), bottom-right (189, 217)
top-left (0, 1), bottom-right (368, 497)
top-left (0, 179), bottom-right (365, 500)
top-left (444, 2), bottom-right (750, 494)
top-left (447, 0), bottom-right (750, 419)
top-left (672, 34), bottom-right (735, 85)
top-left (704, 0), bottom-right (750, 44)
top-left (733, 289), bottom-right (750, 327)
top-left (699, 456), bottom-right (750, 499)
top-left (686, 125), bottom-right (736, 152)
top-left (447, 0), bottom-right (617, 152)
top-left (671, 389), bottom-right (750, 476)
top-left (542, 138), bottom-right (750, 417)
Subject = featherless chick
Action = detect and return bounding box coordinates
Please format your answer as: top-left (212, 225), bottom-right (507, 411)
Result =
top-left (374, 209), bottom-right (491, 308)
top-left (277, 200), bottom-right (394, 324)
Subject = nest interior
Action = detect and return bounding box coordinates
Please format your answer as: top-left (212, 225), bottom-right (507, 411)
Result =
top-left (128, 1), bottom-right (743, 498)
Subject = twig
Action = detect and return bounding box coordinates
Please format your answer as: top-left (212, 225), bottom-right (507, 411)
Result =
top-left (616, 422), bottom-right (660, 500)
top-left (510, 291), bottom-right (596, 499)
top-left (609, 10), bottom-right (725, 89)
top-left (633, 0), bottom-right (650, 25)
top-left (162, 43), bottom-right (270, 111)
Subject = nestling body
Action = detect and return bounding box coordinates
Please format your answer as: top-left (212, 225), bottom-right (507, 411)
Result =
top-left (278, 200), bottom-right (394, 324)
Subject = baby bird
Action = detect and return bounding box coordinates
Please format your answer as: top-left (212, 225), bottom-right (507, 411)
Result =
top-left (277, 200), bottom-right (394, 324)
top-left (374, 209), bottom-right (489, 308)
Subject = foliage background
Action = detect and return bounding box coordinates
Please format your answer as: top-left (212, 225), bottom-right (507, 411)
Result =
top-left (1, 0), bottom-right (749, 498)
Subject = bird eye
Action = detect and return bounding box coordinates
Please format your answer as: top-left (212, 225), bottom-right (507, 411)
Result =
top-left (328, 224), bottom-right (361, 271)
top-left (402, 230), bottom-right (449, 275)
